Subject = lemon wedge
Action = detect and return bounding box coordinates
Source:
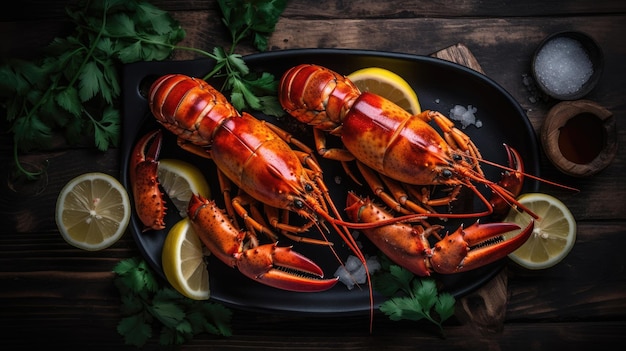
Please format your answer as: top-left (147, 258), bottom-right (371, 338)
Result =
top-left (162, 218), bottom-right (210, 300)
top-left (157, 159), bottom-right (211, 218)
top-left (503, 193), bottom-right (577, 269)
top-left (347, 67), bottom-right (422, 115)
top-left (55, 172), bottom-right (130, 251)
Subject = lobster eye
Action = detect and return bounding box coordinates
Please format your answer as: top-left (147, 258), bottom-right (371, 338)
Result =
top-left (294, 199), bottom-right (305, 209)
top-left (452, 153), bottom-right (462, 162)
top-left (304, 183), bottom-right (314, 192)
top-left (442, 169), bottom-right (453, 178)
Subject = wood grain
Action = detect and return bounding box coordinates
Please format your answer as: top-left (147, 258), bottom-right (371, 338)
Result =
top-left (1, 1), bottom-right (625, 349)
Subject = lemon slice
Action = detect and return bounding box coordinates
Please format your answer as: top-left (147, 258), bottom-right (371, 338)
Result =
top-left (157, 159), bottom-right (211, 217)
top-left (162, 218), bottom-right (210, 300)
top-left (347, 67), bottom-right (421, 115)
top-left (503, 193), bottom-right (577, 269)
top-left (55, 172), bottom-right (130, 251)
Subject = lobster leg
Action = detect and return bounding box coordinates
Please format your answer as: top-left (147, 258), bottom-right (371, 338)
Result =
top-left (356, 161), bottom-right (438, 216)
top-left (231, 192), bottom-right (329, 246)
top-left (188, 194), bottom-right (338, 292)
top-left (418, 110), bottom-right (484, 175)
top-left (130, 129), bottom-right (167, 232)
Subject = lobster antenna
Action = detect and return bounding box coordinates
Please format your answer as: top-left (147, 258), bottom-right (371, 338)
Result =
top-left (318, 208), bottom-right (375, 333)
top-left (468, 147), bottom-right (579, 192)
top-left (460, 171), bottom-right (540, 220)
top-left (309, 177), bottom-right (375, 333)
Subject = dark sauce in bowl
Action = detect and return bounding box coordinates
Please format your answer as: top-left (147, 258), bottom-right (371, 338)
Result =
top-left (558, 112), bottom-right (606, 164)
top-left (541, 100), bottom-right (617, 177)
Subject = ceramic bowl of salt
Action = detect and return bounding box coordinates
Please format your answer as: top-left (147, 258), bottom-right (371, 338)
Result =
top-left (532, 31), bottom-right (603, 100)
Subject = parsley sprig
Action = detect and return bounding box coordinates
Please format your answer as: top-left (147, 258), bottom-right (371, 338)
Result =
top-left (205, 0), bottom-right (287, 116)
top-left (373, 255), bottom-right (456, 337)
top-left (1, 0), bottom-right (186, 179)
top-left (1, 0), bottom-right (287, 180)
top-left (113, 257), bottom-right (232, 347)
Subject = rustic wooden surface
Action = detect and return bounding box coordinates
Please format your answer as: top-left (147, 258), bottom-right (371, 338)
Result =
top-left (1, 1), bottom-right (626, 350)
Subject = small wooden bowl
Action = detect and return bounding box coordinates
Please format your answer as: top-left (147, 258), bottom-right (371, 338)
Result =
top-left (541, 100), bottom-right (617, 177)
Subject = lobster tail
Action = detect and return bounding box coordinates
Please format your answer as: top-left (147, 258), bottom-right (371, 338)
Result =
top-left (149, 74), bottom-right (240, 146)
top-left (279, 64), bottom-right (361, 128)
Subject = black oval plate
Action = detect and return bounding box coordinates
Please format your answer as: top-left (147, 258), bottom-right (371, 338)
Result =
top-left (120, 49), bottom-right (539, 315)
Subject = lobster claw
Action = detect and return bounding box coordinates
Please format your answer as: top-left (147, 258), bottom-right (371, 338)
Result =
top-left (235, 243), bottom-right (339, 292)
top-left (491, 144), bottom-right (525, 220)
top-left (430, 220), bottom-right (534, 274)
top-left (188, 194), bottom-right (337, 292)
top-left (130, 129), bottom-right (167, 231)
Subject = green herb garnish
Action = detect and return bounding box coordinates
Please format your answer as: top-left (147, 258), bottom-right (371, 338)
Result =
top-left (113, 257), bottom-right (232, 347)
top-left (1, 0), bottom-right (287, 180)
top-left (0, 0), bottom-right (185, 179)
top-left (206, 0), bottom-right (287, 116)
top-left (373, 256), bottom-right (456, 337)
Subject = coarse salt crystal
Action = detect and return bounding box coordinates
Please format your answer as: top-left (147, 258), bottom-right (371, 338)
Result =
top-left (334, 255), bottom-right (381, 290)
top-left (449, 104), bottom-right (482, 129)
top-left (534, 37), bottom-right (593, 96)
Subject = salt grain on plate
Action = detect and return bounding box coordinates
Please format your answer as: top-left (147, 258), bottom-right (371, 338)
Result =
top-left (334, 255), bottom-right (381, 290)
top-left (449, 104), bottom-right (482, 129)
top-left (534, 37), bottom-right (593, 96)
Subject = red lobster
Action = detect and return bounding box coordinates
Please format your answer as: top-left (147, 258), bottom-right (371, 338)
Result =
top-left (188, 193), bottom-right (338, 292)
top-left (345, 192), bottom-right (534, 276)
top-left (130, 74), bottom-right (400, 293)
top-left (279, 64), bottom-right (533, 219)
top-left (131, 129), bottom-right (337, 291)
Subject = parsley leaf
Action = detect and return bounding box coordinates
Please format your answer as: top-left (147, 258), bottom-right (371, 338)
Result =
top-left (373, 255), bottom-right (456, 337)
top-left (91, 107), bottom-right (121, 150)
top-left (113, 257), bottom-right (232, 347)
top-left (201, 0), bottom-right (287, 115)
top-left (117, 313), bottom-right (153, 347)
top-left (219, 0), bottom-right (287, 52)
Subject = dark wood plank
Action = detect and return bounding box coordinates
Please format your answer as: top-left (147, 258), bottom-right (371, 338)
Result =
top-left (1, 222), bottom-right (623, 321)
top-left (506, 222), bottom-right (626, 321)
top-left (1, 1), bottom-right (625, 349)
top-left (2, 0), bottom-right (625, 21)
top-left (279, 0), bottom-right (626, 17)
top-left (2, 315), bottom-right (626, 349)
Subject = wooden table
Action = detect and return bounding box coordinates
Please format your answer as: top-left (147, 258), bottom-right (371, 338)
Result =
top-left (1, 1), bottom-right (625, 349)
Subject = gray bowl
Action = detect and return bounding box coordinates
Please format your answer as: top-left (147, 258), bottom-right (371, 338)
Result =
top-left (532, 31), bottom-right (604, 100)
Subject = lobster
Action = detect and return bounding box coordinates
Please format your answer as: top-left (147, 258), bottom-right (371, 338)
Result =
top-left (130, 74), bottom-right (406, 293)
top-left (345, 192), bottom-right (534, 276)
top-left (131, 129), bottom-right (337, 292)
top-left (188, 193), bottom-right (338, 292)
top-left (279, 64), bottom-right (535, 219)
